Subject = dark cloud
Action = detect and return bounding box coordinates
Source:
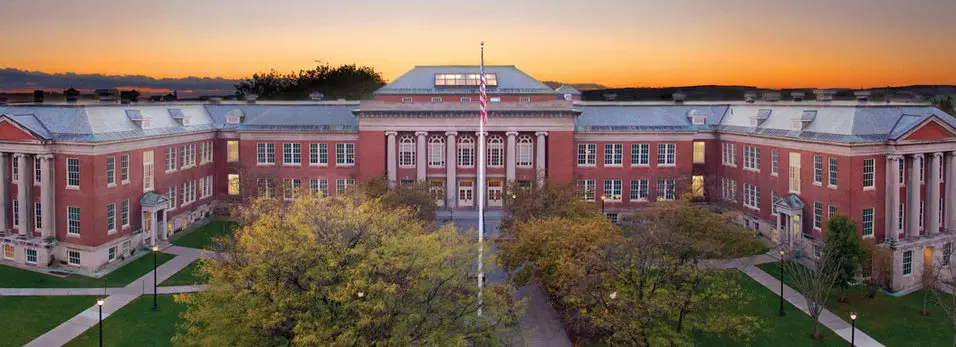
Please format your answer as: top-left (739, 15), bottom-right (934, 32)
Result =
top-left (0, 68), bottom-right (240, 93)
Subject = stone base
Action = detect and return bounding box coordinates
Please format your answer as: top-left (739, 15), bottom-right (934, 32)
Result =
top-left (0, 234), bottom-right (55, 268)
top-left (888, 233), bottom-right (956, 293)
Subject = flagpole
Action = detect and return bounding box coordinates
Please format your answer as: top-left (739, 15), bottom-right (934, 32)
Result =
top-left (477, 41), bottom-right (486, 317)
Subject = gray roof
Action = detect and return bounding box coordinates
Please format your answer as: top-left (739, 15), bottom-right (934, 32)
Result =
top-left (375, 65), bottom-right (557, 95)
top-left (140, 191), bottom-right (169, 206)
top-left (575, 105), bottom-right (728, 132)
top-left (555, 85), bottom-right (581, 95)
top-left (0, 105), bottom-right (217, 142)
top-left (775, 194), bottom-right (805, 210)
top-left (204, 104), bottom-right (358, 131)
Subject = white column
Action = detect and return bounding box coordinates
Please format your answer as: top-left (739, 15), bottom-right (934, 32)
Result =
top-left (14, 154), bottom-right (32, 236)
top-left (0, 153), bottom-right (8, 233)
top-left (445, 131), bottom-right (457, 208)
top-left (947, 151), bottom-right (956, 233)
top-left (415, 131), bottom-right (427, 181)
top-left (907, 153), bottom-right (923, 239)
top-left (535, 131), bottom-right (548, 188)
top-left (385, 131), bottom-right (398, 188)
top-left (505, 131), bottom-right (517, 183)
top-left (38, 154), bottom-right (55, 239)
top-left (927, 152), bottom-right (943, 235)
top-left (887, 155), bottom-right (902, 243)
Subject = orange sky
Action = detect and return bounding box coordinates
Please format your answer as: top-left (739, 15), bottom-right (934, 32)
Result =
top-left (3, 0), bottom-right (955, 88)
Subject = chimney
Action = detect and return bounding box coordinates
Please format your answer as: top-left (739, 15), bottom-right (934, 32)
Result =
top-left (309, 92), bottom-right (324, 101)
top-left (813, 89), bottom-right (835, 102)
top-left (672, 92), bottom-right (687, 104)
top-left (33, 90), bottom-right (44, 103)
top-left (854, 90), bottom-right (871, 104)
top-left (744, 92), bottom-right (757, 103)
top-left (245, 93), bottom-right (258, 104)
top-left (790, 91), bottom-right (805, 102)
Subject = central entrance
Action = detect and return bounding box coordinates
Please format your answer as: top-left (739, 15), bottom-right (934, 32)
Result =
top-left (458, 180), bottom-right (474, 207)
top-left (488, 179), bottom-right (503, 207)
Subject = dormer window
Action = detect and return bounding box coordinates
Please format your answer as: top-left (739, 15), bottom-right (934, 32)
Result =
top-left (169, 108), bottom-right (190, 126)
top-left (686, 109), bottom-right (706, 125)
top-left (519, 97), bottom-right (531, 103)
top-left (434, 73), bottom-right (498, 86)
top-left (431, 97), bottom-right (442, 103)
top-left (750, 109), bottom-right (771, 126)
top-left (793, 110), bottom-right (816, 130)
top-left (126, 109), bottom-right (150, 129)
top-left (401, 97), bottom-right (413, 103)
top-left (141, 118), bottom-right (151, 129)
top-left (225, 109), bottom-right (244, 124)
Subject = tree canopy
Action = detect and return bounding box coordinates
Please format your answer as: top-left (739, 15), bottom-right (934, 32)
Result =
top-left (234, 63), bottom-right (386, 100)
top-left (174, 195), bottom-right (520, 346)
top-left (823, 214), bottom-right (864, 301)
top-left (933, 95), bottom-right (956, 116)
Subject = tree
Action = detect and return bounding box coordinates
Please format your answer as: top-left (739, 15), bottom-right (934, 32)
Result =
top-left (823, 215), bottom-right (864, 302)
top-left (359, 176), bottom-right (438, 221)
top-left (235, 63), bottom-right (386, 100)
top-left (785, 241), bottom-right (843, 340)
top-left (933, 95), bottom-right (956, 116)
top-left (500, 180), bottom-right (603, 234)
top-left (930, 246), bottom-right (956, 347)
top-left (860, 239), bottom-right (892, 298)
top-left (174, 195), bottom-right (521, 346)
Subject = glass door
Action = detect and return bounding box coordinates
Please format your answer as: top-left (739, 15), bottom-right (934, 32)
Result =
top-left (458, 180), bottom-right (474, 207)
top-left (488, 179), bottom-right (503, 207)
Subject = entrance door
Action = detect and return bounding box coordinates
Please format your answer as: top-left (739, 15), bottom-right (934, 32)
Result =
top-left (430, 180), bottom-right (445, 207)
top-left (458, 180), bottom-right (474, 207)
top-left (488, 180), bottom-right (503, 207)
top-left (3, 245), bottom-right (14, 260)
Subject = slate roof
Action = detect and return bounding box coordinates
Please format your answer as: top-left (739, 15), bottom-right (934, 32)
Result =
top-left (374, 66), bottom-right (557, 95)
top-left (555, 85), bottom-right (582, 95)
top-left (0, 105), bottom-right (217, 143)
top-left (575, 105), bottom-right (728, 132)
top-left (140, 191), bottom-right (169, 206)
top-left (775, 194), bottom-right (805, 210)
top-left (204, 104), bottom-right (358, 131)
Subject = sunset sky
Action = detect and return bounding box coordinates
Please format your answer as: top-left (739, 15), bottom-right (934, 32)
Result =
top-left (2, 0), bottom-right (955, 88)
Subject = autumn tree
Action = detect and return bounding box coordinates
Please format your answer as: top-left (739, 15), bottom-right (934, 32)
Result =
top-left (174, 195), bottom-right (521, 346)
top-left (359, 176), bottom-right (438, 221)
top-left (235, 63), bottom-right (386, 100)
top-left (500, 180), bottom-right (603, 233)
top-left (824, 215), bottom-right (864, 302)
top-left (786, 241), bottom-right (842, 340)
top-left (860, 239), bottom-right (892, 298)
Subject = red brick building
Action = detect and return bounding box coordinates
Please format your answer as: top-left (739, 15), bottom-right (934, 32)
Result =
top-left (1, 65), bottom-right (955, 292)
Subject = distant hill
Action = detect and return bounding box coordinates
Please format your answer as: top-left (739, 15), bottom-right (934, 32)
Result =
top-left (581, 85), bottom-right (956, 102)
top-left (541, 81), bottom-right (607, 91)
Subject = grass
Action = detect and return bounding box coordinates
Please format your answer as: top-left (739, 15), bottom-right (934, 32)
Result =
top-left (159, 260), bottom-right (206, 286)
top-left (0, 296), bottom-right (99, 347)
top-left (170, 220), bottom-right (239, 250)
top-left (65, 295), bottom-right (187, 347)
top-left (0, 252), bottom-right (175, 288)
top-left (759, 261), bottom-right (953, 347)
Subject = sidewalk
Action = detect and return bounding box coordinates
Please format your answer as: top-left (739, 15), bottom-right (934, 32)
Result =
top-left (24, 245), bottom-right (202, 347)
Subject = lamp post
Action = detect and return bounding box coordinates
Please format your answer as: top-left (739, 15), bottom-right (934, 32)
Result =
top-left (850, 312), bottom-right (857, 346)
top-left (779, 249), bottom-right (785, 316)
top-left (97, 298), bottom-right (104, 347)
top-left (152, 245), bottom-right (159, 311)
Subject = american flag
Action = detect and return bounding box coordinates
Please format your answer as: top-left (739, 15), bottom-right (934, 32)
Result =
top-left (479, 64), bottom-right (488, 126)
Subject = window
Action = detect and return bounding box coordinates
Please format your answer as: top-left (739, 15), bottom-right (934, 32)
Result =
top-left (519, 97), bottom-right (531, 103)
top-left (862, 208), bottom-right (874, 237)
top-left (336, 143), bottom-right (355, 165)
top-left (121, 200), bottom-right (129, 227)
top-left (204, 176), bottom-right (213, 198)
top-left (604, 143), bottom-right (623, 166)
top-left (789, 152), bottom-right (801, 193)
top-left (3, 245), bottom-right (12, 259)
top-left (12, 200), bottom-right (17, 227)
top-left (181, 144), bottom-right (196, 168)
top-left (283, 143), bottom-right (302, 165)
top-left (108, 246), bottom-right (116, 261)
top-left (722, 143), bottom-right (737, 166)
top-left (68, 250), bottom-right (80, 265)
top-left (257, 143), bottom-right (275, 164)
top-left (578, 180), bottom-right (596, 201)
top-left (829, 205), bottom-right (837, 218)
top-left (434, 73), bottom-right (497, 86)
top-left (828, 157), bottom-right (838, 187)
top-left (143, 151), bottom-right (154, 191)
top-left (488, 136), bottom-right (504, 167)
top-left (577, 144), bottom-right (596, 166)
top-left (165, 147), bottom-right (177, 172)
top-left (398, 136), bottom-right (415, 168)
top-left (814, 202), bottom-right (823, 230)
top-left (772, 191), bottom-right (779, 214)
top-left (68, 206), bottom-right (80, 236)
top-left (863, 159), bottom-right (875, 189)
top-left (310, 179), bottom-right (328, 197)
top-left (336, 179), bottom-right (356, 195)
top-left (310, 143), bottom-right (328, 165)
top-left (771, 150), bottom-right (779, 175)
top-left (743, 146), bottom-right (760, 170)
top-left (656, 179), bottom-right (676, 200)
top-left (167, 186), bottom-right (177, 210)
top-left (920, 156), bottom-right (925, 183)
top-left (11, 159), bottom-right (17, 182)
top-left (693, 142), bottom-right (705, 163)
top-left (284, 178), bottom-right (302, 200)
top-left (258, 179), bottom-right (275, 197)
top-left (120, 154), bottom-right (129, 183)
top-left (25, 249), bottom-right (37, 264)
top-left (721, 178), bottom-right (737, 202)
top-left (903, 250), bottom-right (913, 275)
top-left (813, 155), bottom-right (823, 184)
top-left (657, 144), bottom-right (676, 165)
top-left (227, 140), bottom-right (239, 162)
top-left (517, 135), bottom-right (534, 167)
top-left (458, 136), bottom-right (475, 167)
top-left (34, 203), bottom-right (41, 230)
top-left (200, 142), bottom-right (213, 164)
top-left (945, 243), bottom-right (953, 266)
top-left (631, 179), bottom-right (649, 201)
top-left (428, 136), bottom-right (445, 167)
top-left (941, 197), bottom-right (945, 227)
top-left (460, 97), bottom-right (471, 103)
top-left (920, 201), bottom-right (925, 228)
top-left (900, 159), bottom-right (905, 185)
top-left (401, 97), bottom-right (413, 103)
top-left (431, 97), bottom-right (442, 103)
top-left (606, 213), bottom-right (619, 224)
top-left (67, 158), bottom-right (80, 188)
top-left (106, 204), bottom-right (115, 232)
top-left (631, 144), bottom-right (650, 166)
top-left (899, 203), bottom-right (905, 231)
top-left (198, 177), bottom-right (206, 200)
top-left (744, 184), bottom-right (761, 210)
top-left (228, 174), bottom-right (240, 195)
top-left (34, 158), bottom-right (40, 184)
top-left (603, 179), bottom-right (622, 200)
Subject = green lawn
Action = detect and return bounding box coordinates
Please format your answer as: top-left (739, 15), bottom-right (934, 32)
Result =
top-left (170, 220), bottom-right (238, 250)
top-left (759, 261), bottom-right (952, 347)
top-left (65, 295), bottom-right (186, 347)
top-left (0, 296), bottom-right (99, 347)
top-left (0, 252), bottom-right (175, 288)
top-left (159, 260), bottom-right (206, 286)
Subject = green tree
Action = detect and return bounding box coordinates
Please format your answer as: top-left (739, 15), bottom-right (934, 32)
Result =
top-left (359, 176), bottom-right (438, 221)
top-left (235, 63), bottom-right (386, 100)
top-left (932, 95), bottom-right (956, 116)
top-left (823, 215), bottom-right (864, 302)
top-left (174, 196), bottom-right (521, 346)
top-left (500, 181), bottom-right (601, 234)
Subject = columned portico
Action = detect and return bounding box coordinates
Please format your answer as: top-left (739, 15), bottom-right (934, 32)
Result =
top-left (445, 131), bottom-right (457, 208)
top-left (385, 131), bottom-right (398, 188)
top-left (907, 153), bottom-right (923, 239)
top-left (14, 153), bottom-right (32, 236)
top-left (415, 131), bottom-right (427, 181)
top-left (927, 152), bottom-right (943, 235)
top-left (774, 194), bottom-right (805, 250)
top-left (887, 155), bottom-right (903, 244)
top-left (140, 192), bottom-right (169, 246)
top-left (0, 153), bottom-right (8, 233)
top-left (38, 154), bottom-right (54, 239)
top-left (505, 131), bottom-right (517, 183)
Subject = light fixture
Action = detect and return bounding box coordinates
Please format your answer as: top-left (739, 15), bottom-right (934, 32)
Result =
top-left (609, 292), bottom-right (617, 299)
top-left (850, 312), bottom-right (857, 321)
top-left (779, 250), bottom-right (785, 256)
top-left (357, 292), bottom-right (365, 298)
top-left (97, 299), bottom-right (105, 306)
top-left (152, 246), bottom-right (159, 252)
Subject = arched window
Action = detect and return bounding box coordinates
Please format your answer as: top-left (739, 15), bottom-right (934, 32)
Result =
top-left (458, 136), bottom-right (475, 167)
top-left (428, 135), bottom-right (445, 167)
top-left (488, 135), bottom-right (504, 167)
top-left (517, 135), bottom-right (534, 167)
top-left (398, 135), bottom-right (415, 168)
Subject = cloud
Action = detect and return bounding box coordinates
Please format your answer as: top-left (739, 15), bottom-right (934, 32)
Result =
top-left (0, 68), bottom-right (240, 93)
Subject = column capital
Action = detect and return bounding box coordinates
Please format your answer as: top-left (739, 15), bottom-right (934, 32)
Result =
top-left (385, 131), bottom-right (398, 137)
top-left (950, 151), bottom-right (956, 158)
top-left (11, 153), bottom-right (26, 159)
top-left (535, 131), bottom-right (549, 137)
top-left (444, 131), bottom-right (458, 137)
top-left (505, 131), bottom-right (519, 137)
top-left (887, 154), bottom-right (904, 161)
top-left (36, 153), bottom-right (54, 161)
top-left (910, 153), bottom-right (925, 159)
top-left (933, 152), bottom-right (944, 160)
top-left (415, 131), bottom-right (428, 137)
top-left (475, 131), bottom-right (488, 137)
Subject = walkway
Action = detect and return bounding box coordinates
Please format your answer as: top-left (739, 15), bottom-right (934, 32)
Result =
top-left (23, 245), bottom-right (205, 347)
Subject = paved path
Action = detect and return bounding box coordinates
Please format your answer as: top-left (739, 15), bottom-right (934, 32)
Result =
top-left (24, 245), bottom-right (203, 347)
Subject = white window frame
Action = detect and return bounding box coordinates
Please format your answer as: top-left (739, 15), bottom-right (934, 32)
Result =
top-left (814, 201), bottom-right (823, 230)
top-left (34, 202), bottom-right (41, 231)
top-left (68, 250), bottom-right (80, 266)
top-left (578, 180), bottom-right (596, 201)
top-left (656, 178), bottom-right (676, 201)
top-left (789, 152), bottom-right (801, 194)
top-left (577, 143), bottom-right (596, 166)
top-left (167, 186), bottom-right (177, 211)
top-left (862, 208), bottom-right (874, 238)
top-left (143, 151), bottom-right (154, 192)
top-left (722, 143), bottom-right (737, 167)
top-left (657, 144), bottom-right (676, 166)
top-left (310, 143), bottom-right (328, 166)
top-left (120, 154), bottom-right (129, 184)
top-left (828, 157), bottom-right (838, 188)
top-left (398, 136), bottom-right (416, 168)
top-left (743, 146), bottom-right (760, 171)
top-left (458, 136), bottom-right (475, 168)
top-left (106, 203), bottom-right (116, 234)
top-left (67, 206), bottom-right (80, 236)
top-left (813, 155), bottom-right (823, 185)
top-left (284, 178), bottom-right (302, 200)
top-left (121, 199), bottom-right (130, 228)
top-left (631, 143), bottom-right (650, 166)
top-left (106, 156), bottom-right (115, 186)
top-left (34, 158), bottom-right (41, 185)
top-left (283, 143), bottom-right (302, 166)
top-left (743, 184), bottom-right (761, 210)
top-left (488, 136), bottom-right (504, 168)
top-left (862, 158), bottom-right (875, 190)
top-left (693, 141), bottom-right (705, 164)
top-left (336, 143), bottom-right (355, 165)
top-left (336, 178), bottom-right (356, 195)
top-left (13, 199), bottom-right (20, 227)
top-left (66, 158), bottom-right (80, 189)
top-left (257, 143), bottom-right (276, 165)
top-left (517, 135), bottom-right (534, 167)
top-left (630, 179), bottom-right (649, 201)
top-left (310, 178), bottom-right (329, 197)
top-left (165, 147), bottom-right (177, 173)
top-left (25, 249), bottom-right (37, 264)
top-left (428, 136), bottom-right (445, 168)
top-left (11, 159), bottom-right (18, 183)
top-left (771, 149), bottom-right (779, 176)
top-left (903, 250), bottom-right (913, 275)
top-left (108, 246), bottom-right (117, 262)
top-left (604, 143), bottom-right (623, 166)
top-left (603, 179), bottom-right (622, 201)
